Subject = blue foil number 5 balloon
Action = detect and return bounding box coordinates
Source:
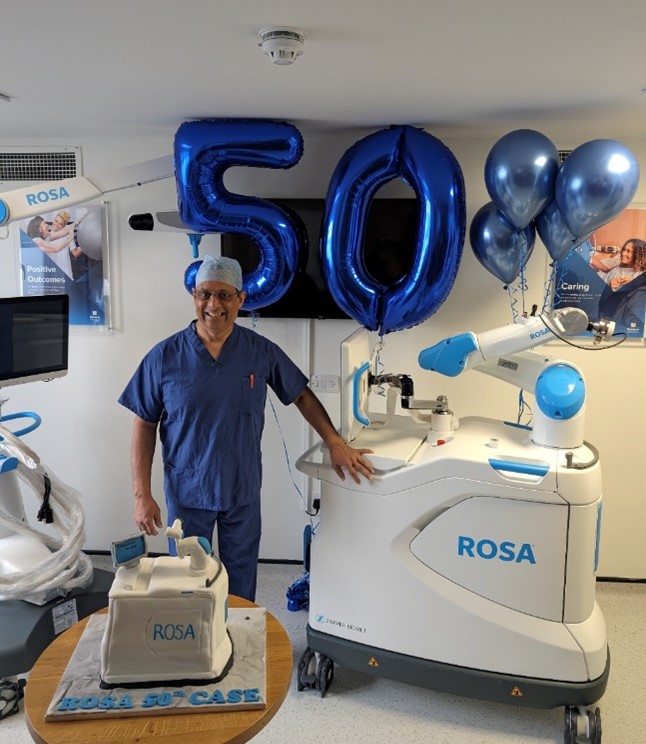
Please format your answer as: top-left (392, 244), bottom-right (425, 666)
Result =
top-left (174, 119), bottom-right (304, 310)
top-left (322, 125), bottom-right (466, 334)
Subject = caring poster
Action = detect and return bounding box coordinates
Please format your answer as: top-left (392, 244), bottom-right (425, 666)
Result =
top-left (552, 209), bottom-right (646, 340)
top-left (18, 204), bottom-right (107, 326)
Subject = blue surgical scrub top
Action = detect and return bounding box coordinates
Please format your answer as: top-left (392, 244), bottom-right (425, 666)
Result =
top-left (118, 322), bottom-right (308, 511)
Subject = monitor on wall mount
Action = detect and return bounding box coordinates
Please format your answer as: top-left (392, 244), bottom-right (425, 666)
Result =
top-left (0, 294), bottom-right (69, 388)
top-left (220, 197), bottom-right (419, 320)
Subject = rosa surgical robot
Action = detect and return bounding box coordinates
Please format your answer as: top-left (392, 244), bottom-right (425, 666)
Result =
top-left (0, 296), bottom-right (112, 718)
top-left (296, 307), bottom-right (614, 744)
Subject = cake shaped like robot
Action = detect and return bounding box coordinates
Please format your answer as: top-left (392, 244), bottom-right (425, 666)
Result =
top-left (100, 520), bottom-right (232, 687)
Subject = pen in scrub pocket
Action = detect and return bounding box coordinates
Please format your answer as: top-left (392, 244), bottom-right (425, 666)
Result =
top-left (250, 374), bottom-right (254, 389)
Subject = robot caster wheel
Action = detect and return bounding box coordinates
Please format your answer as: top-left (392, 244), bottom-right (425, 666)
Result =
top-left (297, 647), bottom-right (317, 691)
top-left (316, 655), bottom-right (334, 698)
top-left (296, 647), bottom-right (334, 697)
top-left (0, 677), bottom-right (26, 720)
top-left (564, 705), bottom-right (601, 744)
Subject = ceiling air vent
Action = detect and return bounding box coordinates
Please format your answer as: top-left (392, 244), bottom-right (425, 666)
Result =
top-left (558, 149), bottom-right (572, 164)
top-left (0, 146), bottom-right (81, 187)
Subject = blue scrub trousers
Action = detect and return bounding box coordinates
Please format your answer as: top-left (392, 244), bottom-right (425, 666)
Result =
top-left (167, 499), bottom-right (262, 602)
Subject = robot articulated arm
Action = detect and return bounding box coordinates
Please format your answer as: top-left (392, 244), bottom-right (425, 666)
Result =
top-left (0, 157), bottom-right (174, 226)
top-left (418, 308), bottom-right (614, 449)
top-left (418, 308), bottom-right (611, 380)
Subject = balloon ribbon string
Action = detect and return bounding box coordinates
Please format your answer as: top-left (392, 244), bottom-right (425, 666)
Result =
top-left (507, 282), bottom-right (519, 322)
top-left (542, 264), bottom-right (556, 313)
top-left (518, 234), bottom-right (528, 316)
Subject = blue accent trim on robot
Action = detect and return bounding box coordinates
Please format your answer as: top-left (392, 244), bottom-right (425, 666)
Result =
top-left (353, 362), bottom-right (370, 426)
top-left (503, 421), bottom-right (532, 431)
top-left (197, 536), bottom-right (212, 554)
top-left (488, 459), bottom-right (550, 477)
top-left (418, 333), bottom-right (478, 377)
top-left (0, 200), bottom-right (7, 226)
top-left (534, 365), bottom-right (585, 420)
top-left (0, 454), bottom-right (19, 473)
top-left (594, 502), bottom-right (602, 573)
top-left (0, 411), bottom-right (42, 437)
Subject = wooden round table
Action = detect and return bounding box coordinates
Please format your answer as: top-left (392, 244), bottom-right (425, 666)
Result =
top-left (25, 596), bottom-right (293, 744)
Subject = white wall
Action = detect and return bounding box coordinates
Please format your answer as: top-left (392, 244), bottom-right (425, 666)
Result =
top-left (0, 130), bottom-right (644, 578)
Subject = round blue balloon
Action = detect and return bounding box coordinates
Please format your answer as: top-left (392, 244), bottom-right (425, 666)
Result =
top-left (174, 119), bottom-right (304, 310)
top-left (535, 199), bottom-right (591, 262)
top-left (470, 202), bottom-right (535, 284)
top-left (555, 139), bottom-right (640, 237)
top-left (484, 129), bottom-right (559, 230)
top-left (184, 260), bottom-right (201, 293)
top-left (321, 125), bottom-right (466, 334)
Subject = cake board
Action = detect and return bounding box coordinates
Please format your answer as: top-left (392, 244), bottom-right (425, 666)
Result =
top-left (45, 608), bottom-right (267, 721)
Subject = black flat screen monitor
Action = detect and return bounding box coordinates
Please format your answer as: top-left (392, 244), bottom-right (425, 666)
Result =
top-left (220, 198), bottom-right (419, 319)
top-left (0, 295), bottom-right (69, 387)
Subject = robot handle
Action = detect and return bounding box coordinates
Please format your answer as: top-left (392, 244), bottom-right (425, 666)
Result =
top-left (295, 442), bottom-right (324, 480)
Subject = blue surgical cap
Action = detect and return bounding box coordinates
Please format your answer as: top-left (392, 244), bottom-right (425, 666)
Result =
top-left (195, 255), bottom-right (243, 290)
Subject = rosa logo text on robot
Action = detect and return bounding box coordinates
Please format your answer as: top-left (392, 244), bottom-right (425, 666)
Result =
top-left (529, 327), bottom-right (551, 341)
top-left (457, 536), bottom-right (536, 564)
top-left (25, 186), bottom-right (71, 206)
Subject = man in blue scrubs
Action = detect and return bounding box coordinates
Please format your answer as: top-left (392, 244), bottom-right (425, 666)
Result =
top-left (119, 255), bottom-right (373, 601)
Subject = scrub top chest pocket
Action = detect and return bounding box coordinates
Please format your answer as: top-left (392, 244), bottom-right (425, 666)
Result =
top-left (241, 374), bottom-right (266, 415)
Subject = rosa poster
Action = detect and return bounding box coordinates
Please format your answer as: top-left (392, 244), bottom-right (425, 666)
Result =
top-left (19, 204), bottom-right (108, 326)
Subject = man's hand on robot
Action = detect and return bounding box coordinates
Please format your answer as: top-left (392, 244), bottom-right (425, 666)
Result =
top-left (329, 442), bottom-right (374, 483)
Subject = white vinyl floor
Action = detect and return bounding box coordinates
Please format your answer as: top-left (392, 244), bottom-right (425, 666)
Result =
top-left (2, 558), bottom-right (644, 744)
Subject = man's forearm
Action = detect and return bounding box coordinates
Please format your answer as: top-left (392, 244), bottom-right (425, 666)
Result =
top-left (131, 417), bottom-right (158, 500)
top-left (293, 387), bottom-right (344, 446)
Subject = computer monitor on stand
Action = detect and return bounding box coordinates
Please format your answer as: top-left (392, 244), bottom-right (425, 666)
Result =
top-left (0, 294), bottom-right (69, 390)
top-left (0, 295), bottom-right (112, 702)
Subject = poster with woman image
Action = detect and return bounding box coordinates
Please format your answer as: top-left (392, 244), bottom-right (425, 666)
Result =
top-left (551, 208), bottom-right (646, 339)
top-left (19, 204), bottom-right (108, 326)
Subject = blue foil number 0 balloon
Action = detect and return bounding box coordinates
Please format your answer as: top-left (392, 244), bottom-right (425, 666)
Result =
top-left (321, 125), bottom-right (466, 334)
top-left (174, 119), bottom-right (304, 310)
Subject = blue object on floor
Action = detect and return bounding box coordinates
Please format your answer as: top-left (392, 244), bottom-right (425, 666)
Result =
top-left (286, 573), bottom-right (310, 612)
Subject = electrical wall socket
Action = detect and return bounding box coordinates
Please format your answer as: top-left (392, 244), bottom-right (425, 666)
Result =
top-left (310, 374), bottom-right (340, 393)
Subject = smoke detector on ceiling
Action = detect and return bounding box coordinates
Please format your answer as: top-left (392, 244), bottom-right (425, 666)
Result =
top-left (258, 27), bottom-right (307, 66)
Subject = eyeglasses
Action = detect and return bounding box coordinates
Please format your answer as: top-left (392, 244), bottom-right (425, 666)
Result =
top-left (193, 289), bottom-right (241, 302)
